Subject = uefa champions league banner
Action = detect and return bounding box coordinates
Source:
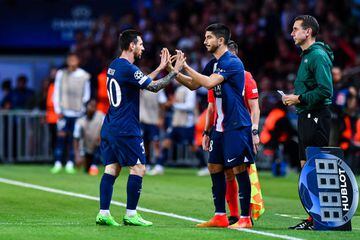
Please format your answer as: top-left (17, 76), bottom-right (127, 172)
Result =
top-left (299, 147), bottom-right (359, 231)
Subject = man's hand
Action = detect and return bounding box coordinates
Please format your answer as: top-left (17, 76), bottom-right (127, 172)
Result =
top-left (202, 135), bottom-right (210, 151)
top-left (157, 48), bottom-right (170, 71)
top-left (166, 55), bottom-right (176, 72)
top-left (252, 134), bottom-right (260, 154)
top-left (282, 94), bottom-right (300, 106)
top-left (173, 50), bottom-right (186, 73)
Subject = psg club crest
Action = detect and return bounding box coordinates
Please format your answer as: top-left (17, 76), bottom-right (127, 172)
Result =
top-left (299, 147), bottom-right (359, 230)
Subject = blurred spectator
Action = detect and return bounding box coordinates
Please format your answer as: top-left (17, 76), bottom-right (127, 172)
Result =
top-left (51, 52), bottom-right (91, 174)
top-left (1, 79), bottom-right (12, 109)
top-left (11, 75), bottom-right (35, 109)
top-left (73, 99), bottom-right (104, 176)
top-left (195, 109), bottom-right (209, 176)
top-left (260, 100), bottom-right (299, 170)
top-left (139, 89), bottom-right (167, 168)
top-left (148, 83), bottom-right (197, 175)
top-left (3, 0), bottom-right (360, 169)
top-left (339, 87), bottom-right (359, 161)
top-left (45, 68), bottom-right (59, 155)
top-left (96, 68), bottom-right (110, 114)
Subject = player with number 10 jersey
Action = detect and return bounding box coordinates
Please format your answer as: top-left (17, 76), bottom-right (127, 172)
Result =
top-left (96, 29), bottom-right (185, 227)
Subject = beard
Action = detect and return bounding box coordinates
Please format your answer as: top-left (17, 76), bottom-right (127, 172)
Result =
top-left (207, 43), bottom-right (219, 53)
top-left (134, 51), bottom-right (142, 60)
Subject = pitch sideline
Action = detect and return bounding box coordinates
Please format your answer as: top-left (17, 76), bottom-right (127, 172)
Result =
top-left (0, 177), bottom-right (304, 240)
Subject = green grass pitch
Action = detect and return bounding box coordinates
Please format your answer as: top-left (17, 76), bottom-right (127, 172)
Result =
top-left (0, 165), bottom-right (359, 240)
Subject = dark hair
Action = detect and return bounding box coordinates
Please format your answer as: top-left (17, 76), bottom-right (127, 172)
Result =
top-left (294, 15), bottom-right (319, 37)
top-left (118, 29), bottom-right (142, 51)
top-left (227, 40), bottom-right (238, 55)
top-left (17, 75), bottom-right (27, 83)
top-left (67, 52), bottom-right (79, 58)
top-left (205, 23), bottom-right (231, 44)
top-left (86, 98), bottom-right (97, 107)
top-left (1, 79), bottom-right (11, 90)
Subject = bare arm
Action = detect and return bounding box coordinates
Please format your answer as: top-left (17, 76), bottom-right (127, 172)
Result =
top-left (248, 98), bottom-right (260, 154)
top-left (167, 55), bottom-right (200, 90)
top-left (183, 63), bottom-right (224, 89)
top-left (148, 68), bottom-right (163, 80)
top-left (146, 71), bottom-right (178, 93)
top-left (202, 103), bottom-right (215, 151)
top-left (248, 98), bottom-right (260, 130)
top-left (175, 73), bottom-right (201, 90)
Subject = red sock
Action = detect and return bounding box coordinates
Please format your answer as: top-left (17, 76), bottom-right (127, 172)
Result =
top-left (307, 216), bottom-right (313, 222)
top-left (226, 178), bottom-right (239, 218)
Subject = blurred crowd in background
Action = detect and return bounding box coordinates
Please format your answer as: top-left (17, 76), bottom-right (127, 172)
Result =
top-left (1, 0), bottom-right (360, 174)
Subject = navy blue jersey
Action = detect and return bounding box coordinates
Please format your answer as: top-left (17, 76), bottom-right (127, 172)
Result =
top-left (101, 58), bottom-right (152, 137)
top-left (202, 58), bottom-right (217, 76)
top-left (210, 51), bottom-right (251, 132)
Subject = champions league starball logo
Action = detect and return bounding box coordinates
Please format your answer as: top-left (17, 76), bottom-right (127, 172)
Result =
top-left (134, 70), bottom-right (144, 80)
top-left (299, 148), bottom-right (359, 230)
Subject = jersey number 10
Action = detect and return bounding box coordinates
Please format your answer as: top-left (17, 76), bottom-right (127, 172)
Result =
top-left (107, 77), bottom-right (122, 107)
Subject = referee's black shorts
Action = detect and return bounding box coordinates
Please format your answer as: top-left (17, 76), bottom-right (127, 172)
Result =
top-left (298, 106), bottom-right (331, 161)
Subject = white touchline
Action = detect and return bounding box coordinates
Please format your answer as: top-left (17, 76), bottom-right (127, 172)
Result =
top-left (0, 177), bottom-right (304, 240)
top-left (275, 214), bottom-right (304, 220)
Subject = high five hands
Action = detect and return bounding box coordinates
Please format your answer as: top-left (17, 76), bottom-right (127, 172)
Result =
top-left (165, 50), bottom-right (187, 73)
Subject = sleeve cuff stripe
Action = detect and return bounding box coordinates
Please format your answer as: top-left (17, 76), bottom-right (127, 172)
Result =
top-left (138, 76), bottom-right (148, 85)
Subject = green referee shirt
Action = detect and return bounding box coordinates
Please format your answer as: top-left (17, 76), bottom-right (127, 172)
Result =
top-left (294, 42), bottom-right (334, 113)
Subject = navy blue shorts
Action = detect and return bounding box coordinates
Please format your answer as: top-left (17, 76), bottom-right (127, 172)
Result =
top-left (141, 123), bottom-right (160, 142)
top-left (166, 126), bottom-right (194, 144)
top-left (208, 126), bottom-right (255, 168)
top-left (57, 117), bottom-right (77, 134)
top-left (100, 134), bottom-right (146, 167)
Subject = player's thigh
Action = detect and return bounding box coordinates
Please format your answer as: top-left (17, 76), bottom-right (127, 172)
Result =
top-left (208, 131), bottom-right (224, 165)
top-left (113, 136), bottom-right (147, 167)
top-left (100, 137), bottom-right (119, 166)
top-left (223, 127), bottom-right (254, 168)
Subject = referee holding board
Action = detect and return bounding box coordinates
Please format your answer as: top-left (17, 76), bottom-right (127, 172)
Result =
top-left (282, 15), bottom-right (334, 230)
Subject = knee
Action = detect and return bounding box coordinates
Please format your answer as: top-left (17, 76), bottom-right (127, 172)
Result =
top-left (233, 164), bottom-right (247, 175)
top-left (207, 164), bottom-right (223, 174)
top-left (162, 139), bottom-right (171, 149)
top-left (224, 168), bottom-right (235, 181)
top-left (104, 164), bottom-right (121, 177)
top-left (130, 164), bottom-right (146, 177)
top-left (57, 131), bottom-right (66, 138)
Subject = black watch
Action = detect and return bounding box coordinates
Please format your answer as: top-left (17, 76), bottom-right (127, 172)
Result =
top-left (252, 129), bottom-right (259, 136)
top-left (202, 130), bottom-right (210, 136)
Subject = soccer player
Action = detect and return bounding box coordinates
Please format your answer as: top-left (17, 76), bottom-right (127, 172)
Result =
top-left (172, 23), bottom-right (254, 229)
top-left (52, 52), bottom-right (91, 174)
top-left (284, 15), bottom-right (333, 230)
top-left (200, 41), bottom-right (263, 225)
top-left (223, 40), bottom-right (264, 224)
top-left (95, 29), bottom-right (185, 227)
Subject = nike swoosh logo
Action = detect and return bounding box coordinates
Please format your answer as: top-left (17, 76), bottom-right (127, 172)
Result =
top-left (227, 158), bottom-right (236, 163)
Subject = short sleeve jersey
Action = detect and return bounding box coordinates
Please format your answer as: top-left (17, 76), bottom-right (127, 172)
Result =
top-left (243, 71), bottom-right (259, 111)
top-left (205, 51), bottom-right (251, 132)
top-left (101, 58), bottom-right (152, 137)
